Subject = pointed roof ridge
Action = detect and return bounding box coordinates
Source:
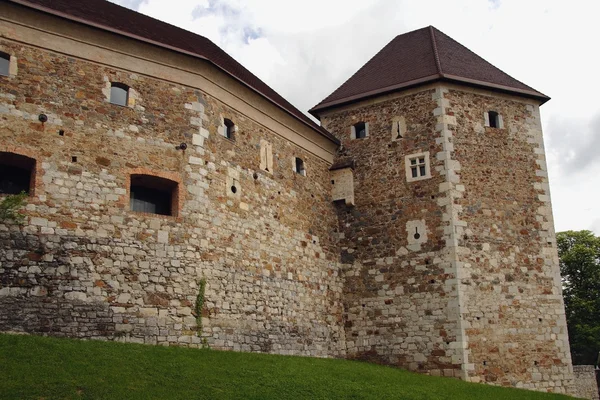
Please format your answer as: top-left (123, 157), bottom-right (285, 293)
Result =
top-left (310, 26), bottom-right (549, 117)
top-left (428, 26), bottom-right (443, 76)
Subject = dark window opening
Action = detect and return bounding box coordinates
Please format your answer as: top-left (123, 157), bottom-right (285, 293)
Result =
top-left (354, 122), bottom-right (367, 139)
top-left (488, 111), bottom-right (499, 128)
top-left (110, 82), bottom-right (129, 106)
top-left (0, 152), bottom-right (35, 195)
top-left (295, 157), bottom-right (305, 176)
top-left (224, 118), bottom-right (235, 140)
top-left (130, 174), bottom-right (177, 216)
top-left (0, 52), bottom-right (10, 77)
top-left (354, 122), bottom-right (366, 139)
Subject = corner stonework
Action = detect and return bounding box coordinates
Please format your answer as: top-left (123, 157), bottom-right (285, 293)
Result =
top-left (433, 86), bottom-right (472, 380)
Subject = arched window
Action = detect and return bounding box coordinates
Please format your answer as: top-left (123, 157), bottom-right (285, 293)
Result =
top-left (0, 152), bottom-right (36, 195)
top-left (224, 118), bottom-right (235, 140)
top-left (0, 52), bottom-right (10, 77)
top-left (130, 174), bottom-right (178, 216)
top-left (110, 82), bottom-right (129, 106)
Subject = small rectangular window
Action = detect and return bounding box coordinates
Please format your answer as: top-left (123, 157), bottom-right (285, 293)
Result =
top-left (405, 152), bottom-right (431, 182)
top-left (354, 122), bottom-right (367, 139)
top-left (0, 52), bottom-right (10, 77)
top-left (294, 157), bottom-right (306, 176)
top-left (130, 174), bottom-right (177, 216)
top-left (224, 118), bottom-right (235, 140)
top-left (110, 83), bottom-right (129, 106)
top-left (0, 152), bottom-right (35, 195)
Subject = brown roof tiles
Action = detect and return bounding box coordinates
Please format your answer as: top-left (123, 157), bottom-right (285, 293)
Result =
top-left (310, 26), bottom-right (549, 116)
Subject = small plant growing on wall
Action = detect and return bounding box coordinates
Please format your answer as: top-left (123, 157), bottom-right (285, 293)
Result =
top-left (195, 277), bottom-right (207, 336)
top-left (0, 192), bottom-right (27, 224)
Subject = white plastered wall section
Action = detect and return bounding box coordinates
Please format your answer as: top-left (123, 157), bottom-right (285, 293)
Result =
top-left (433, 86), bottom-right (472, 380)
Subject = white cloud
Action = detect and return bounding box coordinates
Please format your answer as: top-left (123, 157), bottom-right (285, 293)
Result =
top-left (109, 0), bottom-right (600, 234)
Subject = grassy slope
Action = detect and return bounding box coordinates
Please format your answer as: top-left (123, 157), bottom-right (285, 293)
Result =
top-left (0, 334), bottom-right (573, 400)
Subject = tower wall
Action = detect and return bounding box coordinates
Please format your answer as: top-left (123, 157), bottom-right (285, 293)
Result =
top-left (442, 84), bottom-right (574, 392)
top-left (321, 87), bottom-right (468, 378)
top-left (320, 84), bottom-right (574, 393)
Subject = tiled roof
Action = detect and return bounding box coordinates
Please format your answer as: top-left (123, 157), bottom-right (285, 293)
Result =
top-left (310, 26), bottom-right (549, 116)
top-left (8, 0), bottom-right (339, 144)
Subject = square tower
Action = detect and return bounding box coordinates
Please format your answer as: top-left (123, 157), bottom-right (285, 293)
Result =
top-left (311, 26), bottom-right (574, 394)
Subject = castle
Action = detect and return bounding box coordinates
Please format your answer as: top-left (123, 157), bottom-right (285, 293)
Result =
top-left (0, 0), bottom-right (575, 394)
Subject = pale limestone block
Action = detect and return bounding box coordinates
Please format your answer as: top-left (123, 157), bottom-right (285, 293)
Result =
top-left (157, 230), bottom-right (169, 244)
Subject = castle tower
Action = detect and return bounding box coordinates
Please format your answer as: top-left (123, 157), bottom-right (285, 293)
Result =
top-left (311, 26), bottom-right (574, 393)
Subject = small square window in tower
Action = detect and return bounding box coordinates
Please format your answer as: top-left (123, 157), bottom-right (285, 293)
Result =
top-left (130, 174), bottom-right (178, 216)
top-left (485, 111), bottom-right (504, 129)
top-left (110, 82), bottom-right (129, 106)
top-left (224, 118), bottom-right (235, 140)
top-left (294, 157), bottom-right (306, 176)
top-left (351, 122), bottom-right (368, 139)
top-left (0, 52), bottom-right (10, 77)
top-left (405, 152), bottom-right (431, 182)
top-left (0, 152), bottom-right (36, 195)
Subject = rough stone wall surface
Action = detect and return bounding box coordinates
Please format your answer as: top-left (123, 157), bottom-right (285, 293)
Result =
top-left (0, 37), bottom-right (346, 356)
top-left (444, 86), bottom-right (574, 393)
top-left (573, 366), bottom-right (599, 400)
top-left (321, 88), bottom-right (468, 378)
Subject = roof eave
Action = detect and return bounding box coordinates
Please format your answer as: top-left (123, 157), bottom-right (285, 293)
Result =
top-left (8, 0), bottom-right (340, 145)
top-left (310, 75), bottom-right (550, 118)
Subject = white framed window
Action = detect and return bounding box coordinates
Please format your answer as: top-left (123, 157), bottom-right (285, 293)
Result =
top-left (484, 111), bottom-right (504, 129)
top-left (405, 151), bottom-right (431, 182)
top-left (351, 121), bottom-right (368, 140)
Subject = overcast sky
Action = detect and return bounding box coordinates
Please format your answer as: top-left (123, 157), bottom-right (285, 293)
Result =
top-left (109, 0), bottom-right (600, 235)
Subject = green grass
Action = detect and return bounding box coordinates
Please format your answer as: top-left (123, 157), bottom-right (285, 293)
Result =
top-left (0, 334), bottom-right (573, 400)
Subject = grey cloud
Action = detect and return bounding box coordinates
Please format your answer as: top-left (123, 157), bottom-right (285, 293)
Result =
top-left (547, 111), bottom-right (600, 175)
top-left (108, 0), bottom-right (147, 10)
top-left (261, 0), bottom-right (405, 118)
top-left (192, 0), bottom-right (241, 19)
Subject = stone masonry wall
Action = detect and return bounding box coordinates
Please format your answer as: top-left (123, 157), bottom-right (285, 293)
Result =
top-left (573, 366), bottom-right (599, 400)
top-left (0, 37), bottom-right (346, 356)
top-left (444, 85), bottom-right (574, 393)
top-left (321, 87), bottom-right (468, 377)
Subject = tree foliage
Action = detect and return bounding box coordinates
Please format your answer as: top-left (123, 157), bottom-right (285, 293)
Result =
top-left (557, 230), bottom-right (600, 365)
top-left (0, 192), bottom-right (27, 224)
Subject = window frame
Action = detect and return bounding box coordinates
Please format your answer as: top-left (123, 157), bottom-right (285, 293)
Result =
top-left (351, 121), bottom-right (368, 140)
top-left (109, 82), bottom-right (130, 107)
top-left (223, 118), bottom-right (235, 140)
top-left (0, 51), bottom-right (10, 77)
top-left (0, 152), bottom-right (36, 196)
top-left (294, 157), bottom-right (306, 176)
top-left (129, 174), bottom-right (179, 217)
top-left (484, 111), bottom-right (504, 129)
top-left (405, 151), bottom-right (432, 182)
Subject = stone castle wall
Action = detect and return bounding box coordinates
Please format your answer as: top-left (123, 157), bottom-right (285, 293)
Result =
top-left (444, 86), bottom-right (573, 392)
top-left (0, 2), bottom-right (576, 395)
top-left (320, 87), bottom-right (468, 378)
top-left (573, 366), bottom-right (599, 400)
top-left (0, 22), bottom-right (345, 356)
top-left (320, 85), bottom-right (574, 392)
